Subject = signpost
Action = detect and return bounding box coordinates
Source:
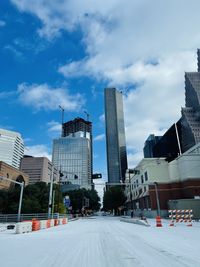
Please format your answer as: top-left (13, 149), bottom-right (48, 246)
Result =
top-left (63, 195), bottom-right (71, 208)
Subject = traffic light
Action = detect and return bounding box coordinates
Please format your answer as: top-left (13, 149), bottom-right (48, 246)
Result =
top-left (74, 174), bottom-right (78, 179)
top-left (92, 173), bottom-right (102, 179)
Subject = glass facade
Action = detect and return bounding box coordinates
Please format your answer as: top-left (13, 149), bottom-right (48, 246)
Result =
top-left (181, 71), bottom-right (200, 152)
top-left (52, 136), bottom-right (91, 189)
top-left (145, 50), bottom-right (200, 159)
top-left (0, 129), bottom-right (24, 169)
top-left (104, 88), bottom-right (128, 183)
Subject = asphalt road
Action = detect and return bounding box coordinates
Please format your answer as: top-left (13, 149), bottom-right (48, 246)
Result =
top-left (0, 216), bottom-right (200, 267)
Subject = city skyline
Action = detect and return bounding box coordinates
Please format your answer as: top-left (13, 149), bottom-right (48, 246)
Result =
top-left (1, 1), bottom-right (200, 179)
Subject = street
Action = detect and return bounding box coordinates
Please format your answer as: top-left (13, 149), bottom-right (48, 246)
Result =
top-left (0, 216), bottom-right (200, 267)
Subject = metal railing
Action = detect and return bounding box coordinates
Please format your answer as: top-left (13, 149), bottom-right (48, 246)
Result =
top-left (0, 213), bottom-right (70, 223)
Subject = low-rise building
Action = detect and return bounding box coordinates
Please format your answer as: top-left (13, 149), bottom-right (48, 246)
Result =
top-left (0, 161), bottom-right (29, 190)
top-left (20, 156), bottom-right (59, 185)
top-left (126, 143), bottom-right (200, 216)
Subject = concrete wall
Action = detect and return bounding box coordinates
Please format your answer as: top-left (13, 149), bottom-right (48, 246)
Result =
top-left (127, 209), bottom-right (168, 219)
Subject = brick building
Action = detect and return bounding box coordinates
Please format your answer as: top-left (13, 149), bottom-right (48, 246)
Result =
top-left (0, 161), bottom-right (29, 190)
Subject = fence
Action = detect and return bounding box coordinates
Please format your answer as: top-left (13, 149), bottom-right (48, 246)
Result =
top-left (0, 213), bottom-right (73, 223)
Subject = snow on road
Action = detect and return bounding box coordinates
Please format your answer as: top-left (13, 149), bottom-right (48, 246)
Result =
top-left (0, 216), bottom-right (200, 267)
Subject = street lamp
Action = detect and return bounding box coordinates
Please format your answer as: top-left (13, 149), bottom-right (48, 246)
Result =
top-left (128, 169), bottom-right (135, 213)
top-left (48, 165), bottom-right (54, 218)
top-left (153, 182), bottom-right (161, 216)
top-left (0, 176), bottom-right (24, 222)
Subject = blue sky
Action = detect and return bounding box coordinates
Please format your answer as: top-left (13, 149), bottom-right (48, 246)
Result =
top-left (0, 0), bottom-right (108, 177)
top-left (1, 0), bottom-right (200, 181)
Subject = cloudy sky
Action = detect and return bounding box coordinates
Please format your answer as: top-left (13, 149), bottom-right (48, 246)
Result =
top-left (1, 0), bottom-right (200, 181)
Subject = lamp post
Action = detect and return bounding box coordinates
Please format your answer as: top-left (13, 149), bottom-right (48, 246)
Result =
top-left (128, 169), bottom-right (135, 212)
top-left (154, 182), bottom-right (161, 216)
top-left (0, 176), bottom-right (24, 222)
top-left (48, 165), bottom-right (54, 218)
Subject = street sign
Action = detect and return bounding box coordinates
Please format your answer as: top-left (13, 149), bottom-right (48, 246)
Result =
top-left (63, 196), bottom-right (71, 208)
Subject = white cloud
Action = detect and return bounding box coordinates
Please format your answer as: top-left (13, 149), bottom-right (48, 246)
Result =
top-left (25, 145), bottom-right (51, 160)
top-left (99, 114), bottom-right (105, 123)
top-left (94, 134), bottom-right (105, 141)
top-left (0, 20), bottom-right (6, 27)
top-left (11, 0), bottom-right (200, 165)
top-left (47, 120), bottom-right (62, 133)
top-left (124, 51), bottom-right (196, 164)
top-left (127, 152), bottom-right (144, 169)
top-left (18, 83), bottom-right (85, 111)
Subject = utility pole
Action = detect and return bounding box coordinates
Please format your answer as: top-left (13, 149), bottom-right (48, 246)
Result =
top-left (48, 165), bottom-right (54, 218)
top-left (59, 105), bottom-right (65, 137)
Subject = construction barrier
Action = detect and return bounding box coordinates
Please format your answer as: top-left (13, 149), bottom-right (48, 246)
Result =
top-left (46, 219), bottom-right (51, 228)
top-left (40, 220), bottom-right (47, 229)
top-left (16, 222), bottom-right (32, 234)
top-left (58, 219), bottom-right (63, 225)
top-left (32, 219), bottom-right (40, 231)
top-left (15, 217), bottom-right (68, 234)
top-left (168, 210), bottom-right (193, 227)
top-left (156, 216), bottom-right (162, 227)
top-left (54, 219), bottom-right (59, 226)
top-left (62, 218), bottom-right (67, 225)
top-left (50, 219), bottom-right (54, 227)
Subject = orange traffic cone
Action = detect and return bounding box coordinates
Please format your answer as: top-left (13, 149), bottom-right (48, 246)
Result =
top-left (156, 216), bottom-right (162, 227)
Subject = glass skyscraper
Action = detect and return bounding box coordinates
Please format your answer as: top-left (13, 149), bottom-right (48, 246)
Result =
top-left (104, 88), bottom-right (128, 183)
top-left (52, 118), bottom-right (92, 189)
top-left (181, 68), bottom-right (200, 152)
top-left (0, 128), bottom-right (24, 169)
top-left (143, 49), bottom-right (200, 159)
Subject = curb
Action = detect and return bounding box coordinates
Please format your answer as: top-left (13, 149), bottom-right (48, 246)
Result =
top-left (120, 218), bottom-right (150, 227)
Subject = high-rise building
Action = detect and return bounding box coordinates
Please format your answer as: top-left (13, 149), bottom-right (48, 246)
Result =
top-left (62, 117), bottom-right (93, 176)
top-left (20, 156), bottom-right (59, 185)
top-left (143, 134), bottom-right (162, 158)
top-left (144, 49), bottom-right (200, 160)
top-left (0, 129), bottom-right (24, 169)
top-left (181, 69), bottom-right (200, 152)
top-left (52, 118), bottom-right (92, 189)
top-left (104, 88), bottom-right (128, 183)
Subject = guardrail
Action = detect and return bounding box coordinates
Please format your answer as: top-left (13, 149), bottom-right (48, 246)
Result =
top-left (0, 213), bottom-right (72, 223)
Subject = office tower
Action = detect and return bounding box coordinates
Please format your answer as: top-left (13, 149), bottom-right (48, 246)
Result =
top-left (104, 88), bottom-right (128, 183)
top-left (153, 121), bottom-right (182, 161)
top-left (181, 68), bottom-right (200, 152)
top-left (144, 49), bottom-right (200, 160)
top-left (62, 117), bottom-right (93, 176)
top-left (20, 156), bottom-right (59, 185)
top-left (143, 134), bottom-right (162, 158)
top-left (52, 118), bottom-right (92, 189)
top-left (0, 128), bottom-right (24, 169)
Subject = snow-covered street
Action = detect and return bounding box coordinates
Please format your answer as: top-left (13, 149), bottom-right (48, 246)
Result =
top-left (0, 216), bottom-right (200, 267)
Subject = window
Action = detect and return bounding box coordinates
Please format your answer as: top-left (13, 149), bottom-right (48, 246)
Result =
top-left (141, 175), bottom-right (144, 183)
top-left (144, 172), bottom-right (148, 181)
